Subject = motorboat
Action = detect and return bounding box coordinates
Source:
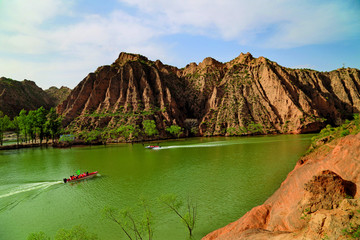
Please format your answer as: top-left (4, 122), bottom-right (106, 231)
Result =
top-left (63, 171), bottom-right (98, 183)
top-left (145, 145), bottom-right (161, 149)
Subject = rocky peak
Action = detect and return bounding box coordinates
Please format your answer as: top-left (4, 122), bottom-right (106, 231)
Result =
top-left (227, 52), bottom-right (256, 67)
top-left (182, 62), bottom-right (198, 76)
top-left (114, 52), bottom-right (149, 66)
top-left (198, 57), bottom-right (223, 69)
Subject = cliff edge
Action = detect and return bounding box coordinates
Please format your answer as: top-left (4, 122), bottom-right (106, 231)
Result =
top-left (203, 122), bottom-right (360, 239)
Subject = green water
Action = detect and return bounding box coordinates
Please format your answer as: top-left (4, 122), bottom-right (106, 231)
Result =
top-left (0, 135), bottom-right (313, 239)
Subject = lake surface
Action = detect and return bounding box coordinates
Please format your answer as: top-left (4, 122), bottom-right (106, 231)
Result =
top-left (0, 135), bottom-right (313, 239)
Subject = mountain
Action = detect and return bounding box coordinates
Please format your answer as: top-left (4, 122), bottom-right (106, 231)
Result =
top-left (0, 77), bottom-right (70, 118)
top-left (57, 52), bottom-right (360, 139)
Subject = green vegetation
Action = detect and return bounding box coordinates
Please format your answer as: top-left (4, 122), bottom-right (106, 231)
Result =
top-left (142, 120), bottom-right (158, 137)
top-left (0, 111), bottom-right (11, 145)
top-left (343, 221), bottom-right (360, 239)
top-left (308, 114), bottom-right (360, 153)
top-left (159, 194), bottom-right (197, 237)
top-left (103, 199), bottom-right (153, 240)
top-left (116, 124), bottom-right (140, 142)
top-left (165, 125), bottom-right (183, 138)
top-left (28, 226), bottom-right (98, 240)
top-left (0, 107), bottom-right (62, 146)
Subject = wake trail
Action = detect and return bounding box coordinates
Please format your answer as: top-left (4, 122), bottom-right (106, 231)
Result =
top-left (155, 137), bottom-right (312, 150)
top-left (0, 181), bottom-right (62, 199)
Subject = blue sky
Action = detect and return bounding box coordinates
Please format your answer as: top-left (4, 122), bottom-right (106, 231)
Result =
top-left (0, 0), bottom-right (359, 89)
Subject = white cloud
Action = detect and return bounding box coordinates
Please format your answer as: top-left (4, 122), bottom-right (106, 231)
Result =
top-left (0, 1), bottom-right (169, 89)
top-left (0, 0), bottom-right (359, 89)
top-left (118, 0), bottom-right (360, 47)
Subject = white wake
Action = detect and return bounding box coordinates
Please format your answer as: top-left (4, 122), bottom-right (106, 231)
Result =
top-left (0, 181), bottom-right (62, 199)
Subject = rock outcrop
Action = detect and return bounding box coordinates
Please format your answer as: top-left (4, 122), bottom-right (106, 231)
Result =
top-left (203, 133), bottom-right (360, 240)
top-left (57, 52), bottom-right (360, 139)
top-left (0, 77), bottom-right (57, 118)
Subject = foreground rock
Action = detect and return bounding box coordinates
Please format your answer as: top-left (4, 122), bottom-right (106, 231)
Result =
top-left (58, 52), bottom-right (360, 141)
top-left (203, 133), bottom-right (360, 240)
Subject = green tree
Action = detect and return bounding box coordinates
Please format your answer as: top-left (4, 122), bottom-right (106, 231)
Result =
top-left (45, 108), bottom-right (62, 142)
top-left (35, 107), bottom-right (47, 144)
top-left (142, 120), bottom-right (158, 138)
top-left (28, 226), bottom-right (98, 240)
top-left (103, 200), bottom-right (153, 240)
top-left (27, 110), bottom-right (37, 143)
top-left (18, 109), bottom-right (29, 143)
top-left (54, 225), bottom-right (98, 240)
top-left (165, 125), bottom-right (183, 138)
top-left (159, 194), bottom-right (197, 237)
top-left (117, 124), bottom-right (140, 141)
top-left (12, 116), bottom-right (21, 145)
top-left (27, 231), bottom-right (50, 240)
top-left (0, 111), bottom-right (10, 146)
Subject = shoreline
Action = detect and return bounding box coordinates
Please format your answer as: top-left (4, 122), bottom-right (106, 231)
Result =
top-left (203, 133), bottom-right (360, 239)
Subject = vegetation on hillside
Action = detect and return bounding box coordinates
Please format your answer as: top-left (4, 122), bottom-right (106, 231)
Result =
top-left (307, 113), bottom-right (360, 153)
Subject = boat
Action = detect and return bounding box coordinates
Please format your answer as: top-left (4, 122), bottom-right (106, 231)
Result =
top-left (63, 171), bottom-right (98, 183)
top-left (145, 145), bottom-right (161, 149)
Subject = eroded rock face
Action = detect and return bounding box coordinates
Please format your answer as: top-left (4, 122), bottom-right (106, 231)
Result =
top-left (58, 52), bottom-right (360, 137)
top-left (203, 133), bottom-right (360, 240)
top-left (0, 77), bottom-right (56, 118)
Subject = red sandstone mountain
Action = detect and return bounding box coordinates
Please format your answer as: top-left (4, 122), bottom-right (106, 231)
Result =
top-left (0, 77), bottom-right (70, 118)
top-left (57, 52), bottom-right (360, 138)
top-left (203, 132), bottom-right (360, 240)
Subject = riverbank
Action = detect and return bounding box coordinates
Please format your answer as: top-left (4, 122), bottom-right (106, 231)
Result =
top-left (203, 131), bottom-right (360, 239)
top-left (0, 140), bottom-right (105, 151)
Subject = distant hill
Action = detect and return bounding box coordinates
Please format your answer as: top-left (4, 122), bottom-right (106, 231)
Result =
top-left (45, 86), bottom-right (71, 106)
top-left (0, 77), bottom-right (70, 118)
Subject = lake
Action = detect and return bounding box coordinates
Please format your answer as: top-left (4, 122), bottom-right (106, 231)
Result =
top-left (0, 134), bottom-right (313, 239)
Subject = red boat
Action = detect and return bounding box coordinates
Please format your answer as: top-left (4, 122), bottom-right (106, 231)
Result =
top-left (145, 145), bottom-right (161, 149)
top-left (63, 171), bottom-right (98, 183)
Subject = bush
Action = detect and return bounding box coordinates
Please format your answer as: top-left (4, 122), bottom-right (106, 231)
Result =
top-left (165, 125), bottom-right (183, 138)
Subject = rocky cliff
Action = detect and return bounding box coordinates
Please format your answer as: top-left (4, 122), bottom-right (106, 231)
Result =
top-left (0, 77), bottom-right (50, 118)
top-left (203, 123), bottom-right (360, 239)
top-left (58, 52), bottom-right (360, 140)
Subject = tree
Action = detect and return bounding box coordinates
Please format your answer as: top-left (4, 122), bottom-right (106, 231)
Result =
top-left (28, 226), bottom-right (98, 240)
top-left (103, 200), bottom-right (153, 240)
top-left (165, 125), bottom-right (183, 138)
top-left (18, 109), bottom-right (28, 143)
top-left (45, 108), bottom-right (62, 142)
top-left (0, 111), bottom-right (10, 146)
top-left (27, 231), bottom-right (50, 240)
top-left (27, 110), bottom-right (37, 143)
top-left (159, 194), bottom-right (197, 237)
top-left (117, 124), bottom-right (140, 142)
top-left (142, 120), bottom-right (158, 138)
top-left (12, 116), bottom-right (20, 145)
top-left (35, 107), bottom-right (47, 144)
top-left (54, 225), bottom-right (98, 240)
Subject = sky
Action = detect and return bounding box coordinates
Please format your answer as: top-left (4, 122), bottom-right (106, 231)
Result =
top-left (0, 0), bottom-right (359, 89)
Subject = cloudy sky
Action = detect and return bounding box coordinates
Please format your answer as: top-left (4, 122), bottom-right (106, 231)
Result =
top-left (0, 0), bottom-right (359, 89)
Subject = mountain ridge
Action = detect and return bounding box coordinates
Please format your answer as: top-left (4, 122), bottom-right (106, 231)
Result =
top-left (57, 52), bottom-right (360, 140)
top-left (0, 77), bottom-right (71, 118)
